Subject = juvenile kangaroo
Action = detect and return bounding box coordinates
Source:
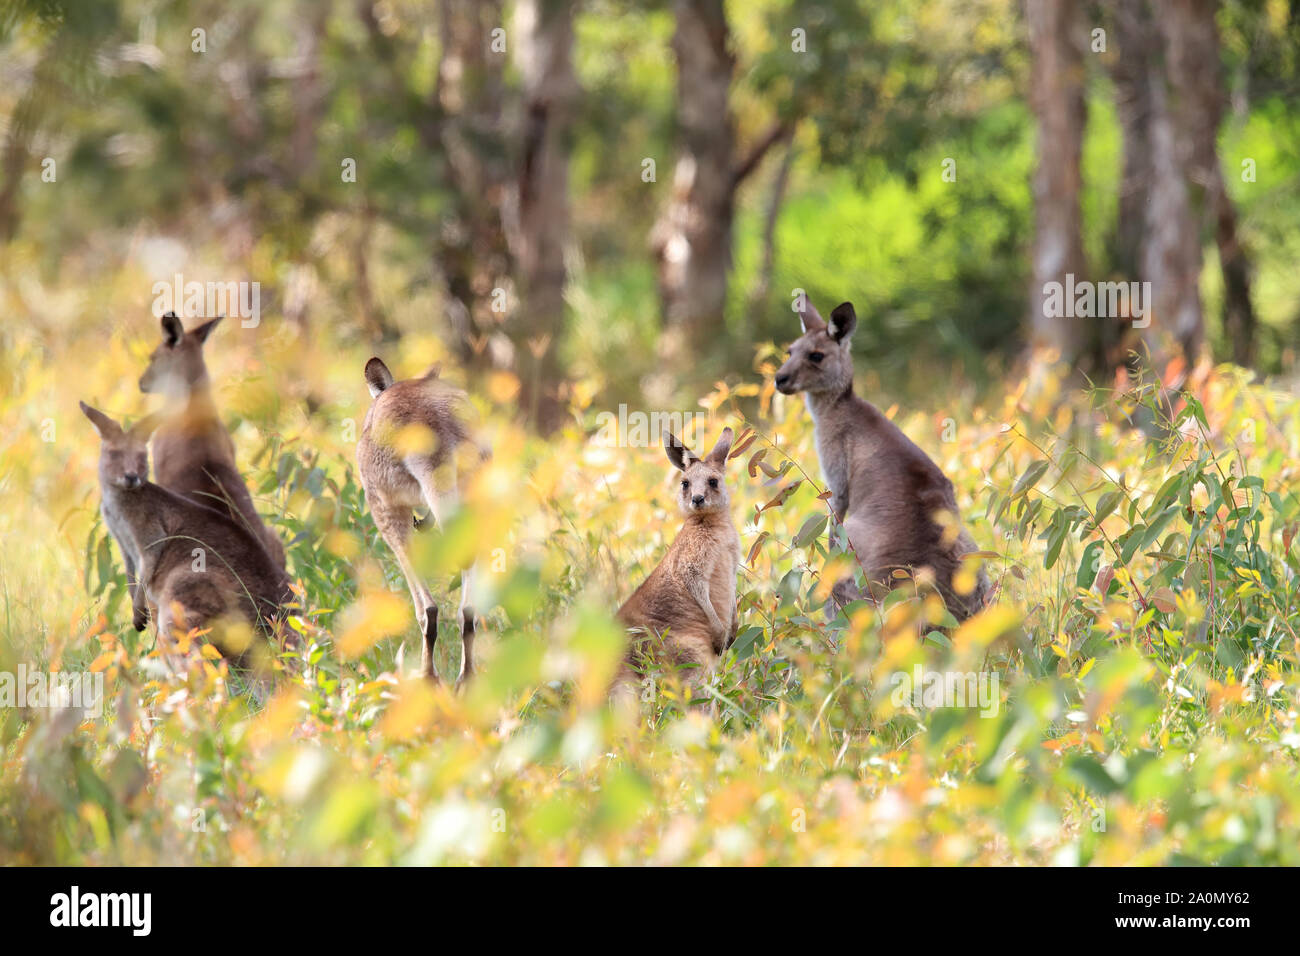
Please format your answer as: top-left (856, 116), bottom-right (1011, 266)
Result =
top-left (616, 428), bottom-right (741, 694)
top-left (139, 312), bottom-right (286, 570)
top-left (81, 402), bottom-right (293, 665)
top-left (774, 299), bottom-right (989, 620)
top-left (357, 357), bottom-right (483, 687)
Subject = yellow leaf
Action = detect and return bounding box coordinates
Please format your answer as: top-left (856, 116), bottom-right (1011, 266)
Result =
top-left (379, 679), bottom-right (439, 740)
top-left (247, 689), bottom-right (303, 749)
top-left (953, 605), bottom-right (1020, 653)
top-left (338, 590), bottom-right (411, 659)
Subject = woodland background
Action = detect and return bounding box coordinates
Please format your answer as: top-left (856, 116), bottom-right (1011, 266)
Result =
top-left (0, 0), bottom-right (1298, 866)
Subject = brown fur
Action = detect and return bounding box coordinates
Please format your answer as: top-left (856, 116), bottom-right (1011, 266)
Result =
top-left (81, 402), bottom-right (293, 667)
top-left (139, 312), bottom-right (287, 570)
top-left (356, 356), bottom-right (482, 687)
top-left (775, 298), bottom-right (990, 620)
top-left (616, 427), bottom-right (741, 697)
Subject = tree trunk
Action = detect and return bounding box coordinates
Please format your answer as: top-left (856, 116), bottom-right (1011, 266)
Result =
top-left (353, 204), bottom-right (392, 342)
top-left (1025, 0), bottom-right (1089, 366)
top-left (513, 0), bottom-right (578, 432)
top-left (1104, 0), bottom-right (1156, 345)
top-left (1154, 0), bottom-right (1255, 366)
top-left (432, 0), bottom-right (514, 373)
top-left (0, 46), bottom-right (54, 243)
top-left (1136, 0), bottom-right (1206, 371)
top-left (1098, 0), bottom-right (1160, 373)
top-left (747, 129), bottom-right (796, 324)
top-left (290, 0), bottom-right (331, 177)
top-left (651, 0), bottom-right (736, 363)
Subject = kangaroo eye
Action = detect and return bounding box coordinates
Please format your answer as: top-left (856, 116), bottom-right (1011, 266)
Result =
top-left (708, 478), bottom-right (719, 489)
top-left (809, 351), bottom-right (825, 363)
top-left (681, 480), bottom-right (689, 490)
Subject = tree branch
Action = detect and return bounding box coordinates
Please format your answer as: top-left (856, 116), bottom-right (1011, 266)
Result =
top-left (731, 120), bottom-right (792, 188)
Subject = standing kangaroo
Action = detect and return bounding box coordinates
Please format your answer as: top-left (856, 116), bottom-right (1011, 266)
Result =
top-left (357, 357), bottom-right (482, 687)
top-left (139, 312), bottom-right (287, 570)
top-left (81, 403), bottom-right (293, 664)
top-left (616, 428), bottom-right (741, 694)
top-left (774, 299), bottom-right (989, 620)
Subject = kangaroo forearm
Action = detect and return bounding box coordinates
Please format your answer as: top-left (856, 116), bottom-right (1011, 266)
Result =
top-left (121, 550), bottom-right (139, 599)
top-left (686, 576), bottom-right (726, 635)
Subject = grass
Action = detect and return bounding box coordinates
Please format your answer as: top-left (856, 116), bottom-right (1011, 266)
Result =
top-left (1, 291), bottom-right (1299, 865)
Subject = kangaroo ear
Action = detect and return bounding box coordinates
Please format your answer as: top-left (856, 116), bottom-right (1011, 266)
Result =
top-left (129, 412), bottom-right (163, 441)
top-left (80, 401), bottom-right (121, 439)
top-left (707, 426), bottom-right (734, 465)
top-left (828, 302), bottom-right (857, 341)
top-left (161, 311), bottom-right (184, 347)
top-left (664, 432), bottom-right (698, 471)
top-left (191, 316), bottom-right (223, 345)
top-left (365, 357), bottom-right (395, 397)
top-left (797, 294), bottom-right (826, 334)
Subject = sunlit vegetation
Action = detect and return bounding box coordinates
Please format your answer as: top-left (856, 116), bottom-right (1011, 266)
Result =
top-left (2, 313), bottom-right (1297, 862)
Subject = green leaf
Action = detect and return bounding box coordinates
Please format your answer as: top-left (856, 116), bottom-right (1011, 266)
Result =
top-left (1093, 490), bottom-right (1122, 528)
top-left (793, 514), bottom-right (827, 548)
top-left (731, 626), bottom-right (764, 661)
top-left (1066, 756), bottom-right (1122, 796)
top-left (1044, 518), bottom-right (1068, 570)
top-left (1077, 540), bottom-right (1103, 589)
top-left (1012, 460), bottom-right (1050, 497)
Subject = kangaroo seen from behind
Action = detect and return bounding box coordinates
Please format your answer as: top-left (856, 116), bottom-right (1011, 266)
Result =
top-left (357, 357), bottom-right (483, 687)
top-left (139, 312), bottom-right (286, 570)
top-left (774, 299), bottom-right (989, 620)
top-left (616, 428), bottom-right (741, 695)
top-left (81, 402), bottom-right (293, 665)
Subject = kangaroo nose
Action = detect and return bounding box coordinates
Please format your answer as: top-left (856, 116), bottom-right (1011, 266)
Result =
top-left (123, 473), bottom-right (140, 488)
top-left (692, 494), bottom-right (705, 507)
top-left (775, 372), bottom-right (790, 389)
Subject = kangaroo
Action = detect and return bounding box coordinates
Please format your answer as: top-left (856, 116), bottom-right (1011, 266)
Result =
top-left (357, 357), bottom-right (484, 687)
top-left (774, 298), bottom-right (989, 620)
top-left (615, 428), bottom-right (742, 696)
top-left (139, 312), bottom-right (286, 570)
top-left (81, 402), bottom-right (293, 665)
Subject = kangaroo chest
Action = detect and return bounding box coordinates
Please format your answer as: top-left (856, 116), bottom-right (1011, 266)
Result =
top-left (663, 522), bottom-right (740, 617)
top-left (101, 490), bottom-right (172, 567)
top-left (811, 411), bottom-right (860, 522)
top-left (100, 495), bottom-right (138, 560)
top-left (710, 528), bottom-right (742, 624)
top-left (811, 388), bottom-right (908, 522)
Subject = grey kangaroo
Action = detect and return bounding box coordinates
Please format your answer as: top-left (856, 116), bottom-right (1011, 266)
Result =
top-left (774, 298), bottom-right (990, 620)
top-left (139, 312), bottom-right (287, 570)
top-left (357, 357), bottom-right (484, 687)
top-left (615, 428), bottom-right (741, 696)
top-left (82, 402), bottom-right (293, 666)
